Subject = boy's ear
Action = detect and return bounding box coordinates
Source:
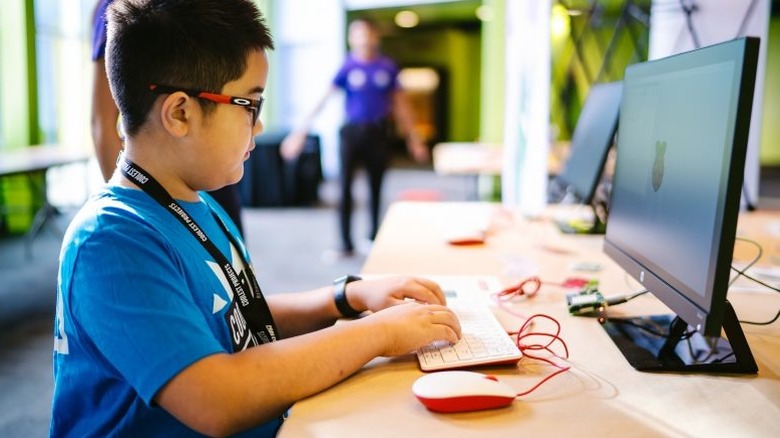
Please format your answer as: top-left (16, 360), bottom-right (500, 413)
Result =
top-left (158, 92), bottom-right (195, 137)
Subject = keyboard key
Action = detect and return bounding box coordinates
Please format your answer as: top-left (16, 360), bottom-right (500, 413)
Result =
top-left (417, 302), bottom-right (523, 371)
top-left (440, 348), bottom-right (458, 363)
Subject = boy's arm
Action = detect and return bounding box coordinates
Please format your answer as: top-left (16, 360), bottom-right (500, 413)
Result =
top-left (154, 294), bottom-right (460, 437)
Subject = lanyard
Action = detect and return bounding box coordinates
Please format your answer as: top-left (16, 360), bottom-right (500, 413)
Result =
top-left (118, 156), bottom-right (278, 351)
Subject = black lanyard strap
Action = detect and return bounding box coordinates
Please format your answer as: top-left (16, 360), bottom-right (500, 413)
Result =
top-left (118, 156), bottom-right (278, 348)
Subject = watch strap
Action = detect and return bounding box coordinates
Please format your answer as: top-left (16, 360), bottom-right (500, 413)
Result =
top-left (334, 274), bottom-right (362, 318)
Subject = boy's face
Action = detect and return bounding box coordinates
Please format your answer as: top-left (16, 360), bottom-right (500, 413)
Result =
top-left (189, 49), bottom-right (268, 191)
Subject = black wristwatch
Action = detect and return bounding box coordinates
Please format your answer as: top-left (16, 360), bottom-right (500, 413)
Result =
top-left (334, 274), bottom-right (362, 318)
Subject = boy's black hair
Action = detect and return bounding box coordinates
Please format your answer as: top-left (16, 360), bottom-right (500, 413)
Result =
top-left (105, 0), bottom-right (274, 137)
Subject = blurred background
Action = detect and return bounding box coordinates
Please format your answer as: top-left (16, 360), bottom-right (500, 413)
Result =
top-left (1, 0), bottom-right (779, 435)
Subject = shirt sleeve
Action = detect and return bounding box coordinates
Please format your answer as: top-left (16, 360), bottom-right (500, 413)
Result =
top-left (332, 60), bottom-right (350, 90)
top-left (68, 217), bottom-right (225, 405)
top-left (91, 0), bottom-right (112, 61)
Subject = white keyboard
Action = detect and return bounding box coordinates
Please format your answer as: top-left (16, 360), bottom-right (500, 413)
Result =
top-left (417, 300), bottom-right (523, 371)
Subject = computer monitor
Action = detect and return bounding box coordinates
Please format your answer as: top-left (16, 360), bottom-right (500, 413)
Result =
top-left (553, 81), bottom-right (623, 205)
top-left (550, 81), bottom-right (622, 234)
top-left (601, 37), bottom-right (760, 374)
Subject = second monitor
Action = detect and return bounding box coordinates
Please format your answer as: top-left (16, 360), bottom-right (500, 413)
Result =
top-left (550, 81), bottom-right (623, 233)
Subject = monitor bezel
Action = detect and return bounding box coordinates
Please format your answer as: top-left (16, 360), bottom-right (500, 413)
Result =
top-left (603, 37), bottom-right (759, 337)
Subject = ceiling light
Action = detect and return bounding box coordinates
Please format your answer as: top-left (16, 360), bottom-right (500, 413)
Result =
top-left (395, 10), bottom-right (419, 28)
top-left (476, 5), bottom-right (495, 22)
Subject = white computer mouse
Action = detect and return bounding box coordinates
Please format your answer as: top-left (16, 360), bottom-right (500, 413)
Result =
top-left (412, 370), bottom-right (516, 413)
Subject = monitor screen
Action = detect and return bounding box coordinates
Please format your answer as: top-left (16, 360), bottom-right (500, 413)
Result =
top-left (602, 37), bottom-right (759, 373)
top-left (555, 81), bottom-right (623, 205)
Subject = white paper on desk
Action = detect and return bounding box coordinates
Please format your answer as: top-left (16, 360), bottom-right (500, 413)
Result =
top-left (729, 266), bottom-right (780, 294)
top-left (362, 274), bottom-right (501, 307)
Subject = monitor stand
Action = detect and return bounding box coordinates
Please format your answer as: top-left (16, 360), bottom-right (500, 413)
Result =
top-left (600, 301), bottom-right (758, 374)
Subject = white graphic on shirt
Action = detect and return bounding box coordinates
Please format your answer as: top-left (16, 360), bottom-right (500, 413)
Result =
top-left (373, 70), bottom-right (391, 88)
top-left (207, 260), bottom-right (233, 302)
top-left (347, 69), bottom-right (367, 89)
top-left (54, 287), bottom-right (69, 354)
top-left (206, 243), bottom-right (250, 314)
top-left (212, 294), bottom-right (228, 313)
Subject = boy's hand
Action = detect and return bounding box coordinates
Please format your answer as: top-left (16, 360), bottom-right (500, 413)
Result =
top-left (347, 276), bottom-right (447, 313)
top-left (364, 302), bottom-right (461, 357)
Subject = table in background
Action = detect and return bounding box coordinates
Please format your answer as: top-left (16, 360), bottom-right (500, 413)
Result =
top-left (279, 201), bottom-right (780, 437)
top-left (431, 142), bottom-right (573, 200)
top-left (432, 142), bottom-right (502, 200)
top-left (0, 144), bottom-right (92, 257)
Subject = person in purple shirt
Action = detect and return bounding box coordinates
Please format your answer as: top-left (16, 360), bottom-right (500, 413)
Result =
top-left (282, 18), bottom-right (428, 258)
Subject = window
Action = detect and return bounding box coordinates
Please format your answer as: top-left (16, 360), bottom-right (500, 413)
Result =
top-left (34, 0), bottom-right (94, 146)
top-left (34, 0), bottom-right (98, 208)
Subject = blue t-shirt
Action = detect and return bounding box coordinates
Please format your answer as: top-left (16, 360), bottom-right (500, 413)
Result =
top-left (50, 186), bottom-right (281, 437)
top-left (332, 54), bottom-right (400, 124)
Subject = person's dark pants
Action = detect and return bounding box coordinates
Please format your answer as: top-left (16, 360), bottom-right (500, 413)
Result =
top-left (338, 120), bottom-right (390, 252)
top-left (209, 183), bottom-right (244, 237)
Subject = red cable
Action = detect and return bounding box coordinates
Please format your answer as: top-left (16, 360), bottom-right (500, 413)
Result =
top-left (494, 276), bottom-right (592, 302)
top-left (489, 277), bottom-right (581, 396)
top-left (495, 276), bottom-right (542, 300)
top-left (492, 277), bottom-right (588, 329)
top-left (511, 314), bottom-right (572, 397)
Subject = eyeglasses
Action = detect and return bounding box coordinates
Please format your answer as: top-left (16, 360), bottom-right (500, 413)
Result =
top-left (149, 84), bottom-right (264, 125)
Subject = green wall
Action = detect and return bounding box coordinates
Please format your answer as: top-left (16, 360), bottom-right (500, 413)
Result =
top-left (479, 0), bottom-right (505, 143)
top-left (0, 0), bottom-right (37, 148)
top-left (540, 5), bottom-right (780, 168)
top-left (550, 5), bottom-right (648, 141)
top-left (0, 0), bottom-right (40, 234)
top-left (382, 26), bottom-right (482, 143)
top-left (761, 17), bottom-right (780, 165)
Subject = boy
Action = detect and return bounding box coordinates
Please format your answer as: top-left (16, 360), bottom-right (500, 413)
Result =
top-left (51, 1), bottom-right (460, 436)
top-left (90, 0), bottom-right (247, 236)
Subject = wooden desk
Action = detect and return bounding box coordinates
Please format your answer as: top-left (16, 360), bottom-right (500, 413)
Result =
top-left (0, 144), bottom-right (92, 256)
top-left (279, 202), bottom-right (780, 437)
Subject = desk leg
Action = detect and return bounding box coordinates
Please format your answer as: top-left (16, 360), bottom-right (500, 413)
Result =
top-left (24, 171), bottom-right (60, 260)
top-left (470, 174), bottom-right (480, 200)
top-left (25, 202), bottom-right (60, 259)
